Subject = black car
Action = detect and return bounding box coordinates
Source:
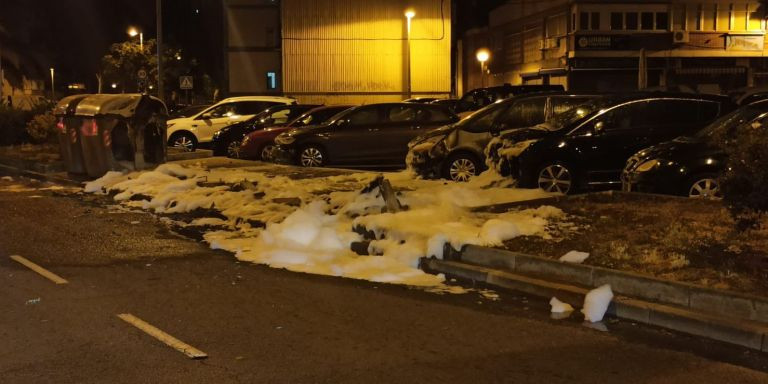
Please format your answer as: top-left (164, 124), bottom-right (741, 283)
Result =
top-left (623, 100), bottom-right (768, 198)
top-left (211, 104), bottom-right (319, 157)
top-left (407, 92), bottom-right (601, 181)
top-left (459, 84), bottom-right (565, 112)
top-left (491, 93), bottom-right (736, 194)
top-left (273, 103), bottom-right (459, 168)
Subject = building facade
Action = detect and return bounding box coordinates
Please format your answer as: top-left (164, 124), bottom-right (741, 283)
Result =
top-left (225, 0), bottom-right (452, 104)
top-left (463, 0), bottom-right (768, 93)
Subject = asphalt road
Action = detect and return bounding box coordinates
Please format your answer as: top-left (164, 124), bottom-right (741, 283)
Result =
top-left (1, 177), bottom-right (768, 384)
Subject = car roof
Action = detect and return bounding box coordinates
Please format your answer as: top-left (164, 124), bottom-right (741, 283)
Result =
top-left (217, 96), bottom-right (297, 103)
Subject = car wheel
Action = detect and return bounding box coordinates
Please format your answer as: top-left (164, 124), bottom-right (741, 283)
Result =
top-left (299, 145), bottom-right (325, 167)
top-left (260, 144), bottom-right (276, 161)
top-left (226, 140), bottom-right (242, 158)
top-left (169, 132), bottom-right (196, 152)
top-left (537, 162), bottom-right (574, 194)
top-left (688, 176), bottom-right (721, 199)
top-left (443, 153), bottom-right (481, 182)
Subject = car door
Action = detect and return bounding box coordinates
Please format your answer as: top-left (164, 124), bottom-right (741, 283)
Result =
top-left (375, 104), bottom-right (422, 164)
top-left (195, 103), bottom-right (238, 142)
top-left (568, 100), bottom-right (659, 185)
top-left (323, 105), bottom-right (383, 165)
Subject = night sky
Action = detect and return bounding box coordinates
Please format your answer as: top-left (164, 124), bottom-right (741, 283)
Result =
top-left (0, 0), bottom-right (500, 92)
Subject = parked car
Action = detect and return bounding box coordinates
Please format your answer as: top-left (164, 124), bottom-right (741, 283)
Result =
top-left (459, 84), bottom-right (565, 112)
top-left (211, 104), bottom-right (319, 157)
top-left (622, 100), bottom-right (768, 198)
top-left (488, 93), bottom-right (736, 194)
top-left (273, 103), bottom-right (459, 168)
top-left (404, 97), bottom-right (440, 103)
top-left (408, 92), bottom-right (601, 181)
top-left (429, 99), bottom-right (474, 116)
top-left (239, 105), bottom-right (353, 161)
top-left (166, 96), bottom-right (297, 151)
top-left (170, 104), bottom-right (211, 119)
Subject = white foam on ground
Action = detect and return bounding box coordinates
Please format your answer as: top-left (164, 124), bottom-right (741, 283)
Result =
top-left (559, 250), bottom-right (590, 264)
top-left (87, 163), bottom-right (564, 288)
top-left (550, 297), bottom-right (574, 313)
top-left (582, 284), bottom-right (614, 323)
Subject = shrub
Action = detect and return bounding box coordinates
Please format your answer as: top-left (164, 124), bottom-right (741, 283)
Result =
top-left (719, 118), bottom-right (768, 229)
top-left (26, 111), bottom-right (58, 143)
top-left (0, 105), bottom-right (29, 146)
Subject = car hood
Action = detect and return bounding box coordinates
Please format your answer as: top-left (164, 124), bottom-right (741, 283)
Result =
top-left (498, 126), bottom-right (551, 143)
top-left (167, 116), bottom-right (193, 125)
top-left (246, 125), bottom-right (291, 139)
top-left (633, 136), bottom-right (720, 164)
top-left (410, 124), bottom-right (455, 144)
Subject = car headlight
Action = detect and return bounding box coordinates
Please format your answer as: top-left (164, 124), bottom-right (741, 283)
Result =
top-left (635, 159), bottom-right (660, 172)
top-left (275, 134), bottom-right (295, 145)
top-left (410, 134), bottom-right (445, 148)
top-left (242, 136), bottom-right (250, 145)
top-left (212, 131), bottom-right (221, 139)
top-left (166, 122), bottom-right (175, 129)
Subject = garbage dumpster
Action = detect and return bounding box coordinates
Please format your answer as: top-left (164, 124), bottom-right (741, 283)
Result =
top-left (73, 94), bottom-right (168, 178)
top-left (53, 95), bottom-right (89, 174)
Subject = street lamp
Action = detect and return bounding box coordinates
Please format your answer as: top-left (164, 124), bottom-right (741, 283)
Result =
top-left (49, 68), bottom-right (55, 101)
top-left (111, 83), bottom-right (118, 90)
top-left (128, 26), bottom-right (143, 51)
top-left (476, 48), bottom-right (490, 87)
top-left (404, 8), bottom-right (415, 99)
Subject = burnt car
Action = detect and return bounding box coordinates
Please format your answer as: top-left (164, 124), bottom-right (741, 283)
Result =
top-left (408, 92), bottom-right (600, 181)
top-left (489, 93), bottom-right (736, 194)
top-left (623, 100), bottom-right (768, 198)
top-left (273, 103), bottom-right (459, 168)
top-left (459, 84), bottom-right (565, 112)
top-left (211, 104), bottom-right (319, 157)
top-left (239, 105), bottom-right (353, 161)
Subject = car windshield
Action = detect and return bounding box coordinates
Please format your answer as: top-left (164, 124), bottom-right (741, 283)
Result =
top-left (694, 103), bottom-right (768, 139)
top-left (452, 100), bottom-right (508, 128)
top-left (540, 99), bottom-right (614, 131)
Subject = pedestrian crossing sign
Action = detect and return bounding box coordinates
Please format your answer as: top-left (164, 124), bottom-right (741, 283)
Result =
top-left (180, 76), bottom-right (193, 90)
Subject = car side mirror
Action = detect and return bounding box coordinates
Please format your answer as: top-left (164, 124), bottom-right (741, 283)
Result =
top-left (593, 121), bottom-right (606, 135)
top-left (336, 119), bottom-right (349, 127)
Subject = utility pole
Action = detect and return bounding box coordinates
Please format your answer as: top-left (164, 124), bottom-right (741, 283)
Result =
top-left (0, 39), bottom-right (4, 103)
top-left (156, 0), bottom-right (164, 102)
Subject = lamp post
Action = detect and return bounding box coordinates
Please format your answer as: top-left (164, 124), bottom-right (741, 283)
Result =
top-left (405, 9), bottom-right (415, 99)
top-left (476, 48), bottom-right (490, 88)
top-left (49, 68), bottom-right (55, 101)
top-left (127, 27), bottom-right (143, 51)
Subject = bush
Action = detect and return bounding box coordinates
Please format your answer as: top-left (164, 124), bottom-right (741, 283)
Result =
top-left (0, 105), bottom-right (29, 146)
top-left (719, 118), bottom-right (768, 229)
top-left (26, 111), bottom-right (58, 143)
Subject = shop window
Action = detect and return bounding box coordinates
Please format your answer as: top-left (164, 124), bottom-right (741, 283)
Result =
top-left (641, 12), bottom-right (654, 30)
top-left (626, 12), bottom-right (639, 30)
top-left (591, 12), bottom-right (600, 30)
top-left (610, 12), bottom-right (623, 30)
top-left (656, 12), bottom-right (669, 30)
top-left (579, 12), bottom-right (589, 30)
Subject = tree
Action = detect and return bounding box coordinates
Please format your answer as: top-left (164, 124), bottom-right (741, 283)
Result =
top-left (100, 39), bottom-right (217, 101)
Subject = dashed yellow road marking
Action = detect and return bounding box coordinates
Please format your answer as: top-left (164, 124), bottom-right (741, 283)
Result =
top-left (117, 313), bottom-right (208, 359)
top-left (9, 255), bottom-right (68, 285)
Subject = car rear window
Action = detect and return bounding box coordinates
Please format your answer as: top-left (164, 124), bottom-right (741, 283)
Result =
top-left (497, 97), bottom-right (547, 128)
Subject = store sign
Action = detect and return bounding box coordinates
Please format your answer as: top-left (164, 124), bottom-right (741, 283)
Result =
top-left (577, 35), bottom-right (615, 50)
top-left (725, 35), bottom-right (764, 51)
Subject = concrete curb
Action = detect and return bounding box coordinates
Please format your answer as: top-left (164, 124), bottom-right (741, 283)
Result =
top-left (423, 259), bottom-right (768, 352)
top-left (450, 244), bottom-right (768, 324)
top-left (0, 163), bottom-right (84, 187)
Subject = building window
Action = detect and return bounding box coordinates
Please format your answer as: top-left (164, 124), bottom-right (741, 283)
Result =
top-left (656, 12), bottom-right (669, 30)
top-left (641, 12), bottom-right (654, 30)
top-left (579, 12), bottom-right (589, 30)
top-left (610, 12), bottom-right (623, 30)
top-left (591, 12), bottom-right (600, 30)
top-left (626, 12), bottom-right (639, 30)
top-left (266, 72), bottom-right (277, 90)
top-left (696, 4), bottom-right (703, 30)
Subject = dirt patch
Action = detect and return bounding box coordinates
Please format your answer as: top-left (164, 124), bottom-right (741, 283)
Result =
top-left (500, 192), bottom-right (768, 295)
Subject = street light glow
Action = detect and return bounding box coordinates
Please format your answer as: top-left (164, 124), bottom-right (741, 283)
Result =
top-left (127, 27), bottom-right (139, 37)
top-left (111, 83), bottom-right (117, 89)
top-left (476, 48), bottom-right (490, 63)
top-left (405, 9), bottom-right (415, 19)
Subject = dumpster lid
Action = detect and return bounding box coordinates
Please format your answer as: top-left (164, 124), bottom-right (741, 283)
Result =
top-left (53, 94), bottom-right (90, 117)
top-left (74, 94), bottom-right (166, 118)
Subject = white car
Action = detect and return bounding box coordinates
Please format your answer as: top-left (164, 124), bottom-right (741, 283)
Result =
top-left (166, 96), bottom-right (296, 151)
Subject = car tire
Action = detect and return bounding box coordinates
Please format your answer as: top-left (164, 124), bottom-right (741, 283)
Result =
top-left (536, 162), bottom-right (576, 194)
top-left (226, 139), bottom-right (242, 159)
top-left (260, 143), bottom-right (276, 161)
top-left (687, 175), bottom-right (721, 199)
top-left (169, 132), bottom-right (197, 152)
top-left (298, 145), bottom-right (326, 167)
top-left (443, 153), bottom-right (482, 182)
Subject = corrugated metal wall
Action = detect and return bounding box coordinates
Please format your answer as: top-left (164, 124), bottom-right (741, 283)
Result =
top-left (282, 0), bottom-right (451, 104)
